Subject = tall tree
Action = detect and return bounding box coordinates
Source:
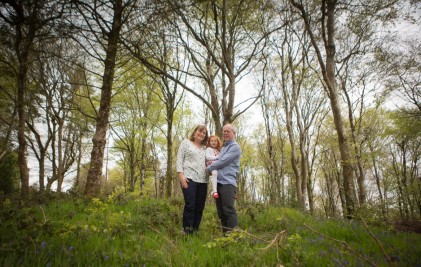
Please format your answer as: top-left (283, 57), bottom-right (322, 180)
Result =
top-left (258, 57), bottom-right (286, 204)
top-left (0, 0), bottom-right (65, 196)
top-left (289, 0), bottom-right (348, 217)
top-left (26, 39), bottom-right (82, 192)
top-left (70, 0), bottom-right (135, 196)
top-left (334, 0), bottom-right (400, 206)
top-left (290, 0), bottom-right (400, 217)
top-left (148, 24), bottom-right (186, 198)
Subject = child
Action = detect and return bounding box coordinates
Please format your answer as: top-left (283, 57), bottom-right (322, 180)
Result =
top-left (205, 135), bottom-right (222, 198)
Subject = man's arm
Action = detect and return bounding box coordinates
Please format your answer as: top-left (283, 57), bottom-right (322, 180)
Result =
top-left (207, 144), bottom-right (241, 171)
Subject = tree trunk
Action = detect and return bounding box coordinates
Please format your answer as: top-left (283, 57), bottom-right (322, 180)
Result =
top-left (17, 64), bottom-right (31, 197)
top-left (164, 115), bottom-right (174, 198)
top-left (261, 92), bottom-right (277, 204)
top-left (38, 156), bottom-right (45, 192)
top-left (206, 54), bottom-right (223, 137)
top-left (75, 132), bottom-right (83, 188)
top-left (129, 149), bottom-right (136, 192)
top-left (26, 120), bottom-right (49, 193)
top-left (280, 46), bottom-right (304, 209)
top-left (291, 0), bottom-right (357, 218)
top-left (324, 0), bottom-right (356, 218)
top-left (369, 143), bottom-right (387, 217)
top-left (342, 81), bottom-right (367, 205)
top-left (165, 133), bottom-right (173, 198)
top-left (85, 0), bottom-right (123, 196)
top-left (56, 118), bottom-right (64, 192)
top-left (16, 32), bottom-right (31, 197)
top-left (322, 163), bottom-right (336, 217)
top-left (139, 89), bottom-right (152, 196)
top-left (163, 103), bottom-right (175, 198)
top-left (139, 123), bottom-right (147, 195)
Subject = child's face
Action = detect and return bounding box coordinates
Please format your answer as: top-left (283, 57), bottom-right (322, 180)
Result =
top-left (210, 138), bottom-right (218, 148)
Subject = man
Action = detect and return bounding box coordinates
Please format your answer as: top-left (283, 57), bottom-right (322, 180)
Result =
top-left (207, 124), bottom-right (242, 234)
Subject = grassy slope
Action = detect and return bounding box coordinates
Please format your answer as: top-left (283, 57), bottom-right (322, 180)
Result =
top-left (0, 194), bottom-right (420, 266)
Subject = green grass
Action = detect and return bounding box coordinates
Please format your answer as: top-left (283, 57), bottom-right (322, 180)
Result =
top-left (0, 194), bottom-right (420, 266)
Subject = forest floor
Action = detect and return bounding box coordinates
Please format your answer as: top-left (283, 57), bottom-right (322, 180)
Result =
top-left (0, 192), bottom-right (420, 266)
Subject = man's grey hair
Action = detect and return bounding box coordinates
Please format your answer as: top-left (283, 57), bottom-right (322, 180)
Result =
top-left (224, 124), bottom-right (237, 133)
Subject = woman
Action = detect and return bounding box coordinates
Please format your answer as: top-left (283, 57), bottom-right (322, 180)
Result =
top-left (176, 124), bottom-right (209, 235)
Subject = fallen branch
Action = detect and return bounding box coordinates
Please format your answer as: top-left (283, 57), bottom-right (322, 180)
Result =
top-left (359, 215), bottom-right (392, 265)
top-left (259, 230), bottom-right (287, 251)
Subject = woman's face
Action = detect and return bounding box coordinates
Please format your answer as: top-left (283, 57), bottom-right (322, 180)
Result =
top-left (194, 128), bottom-right (207, 143)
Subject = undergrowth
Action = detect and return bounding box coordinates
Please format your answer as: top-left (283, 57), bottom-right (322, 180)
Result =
top-left (0, 193), bottom-right (420, 266)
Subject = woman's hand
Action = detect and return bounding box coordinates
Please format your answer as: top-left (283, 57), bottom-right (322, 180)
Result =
top-left (178, 173), bottom-right (189, 189)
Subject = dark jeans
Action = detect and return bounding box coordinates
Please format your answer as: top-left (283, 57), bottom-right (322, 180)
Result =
top-left (215, 183), bottom-right (238, 233)
top-left (181, 179), bottom-right (208, 234)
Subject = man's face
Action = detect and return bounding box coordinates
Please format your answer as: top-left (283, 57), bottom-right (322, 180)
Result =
top-left (222, 125), bottom-right (235, 141)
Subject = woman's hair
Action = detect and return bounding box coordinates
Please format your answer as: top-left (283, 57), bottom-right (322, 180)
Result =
top-left (188, 124), bottom-right (209, 145)
top-left (207, 135), bottom-right (222, 150)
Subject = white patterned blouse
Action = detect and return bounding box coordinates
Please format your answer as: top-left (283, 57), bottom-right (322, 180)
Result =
top-left (176, 139), bottom-right (207, 183)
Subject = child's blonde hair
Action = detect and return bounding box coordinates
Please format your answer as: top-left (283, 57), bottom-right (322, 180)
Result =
top-left (207, 135), bottom-right (222, 151)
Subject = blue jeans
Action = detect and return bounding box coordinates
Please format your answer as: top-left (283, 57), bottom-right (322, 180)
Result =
top-left (182, 179), bottom-right (208, 234)
top-left (215, 183), bottom-right (238, 233)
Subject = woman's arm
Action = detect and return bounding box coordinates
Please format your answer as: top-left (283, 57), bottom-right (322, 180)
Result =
top-left (176, 140), bottom-right (187, 172)
top-left (176, 140), bottom-right (189, 188)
